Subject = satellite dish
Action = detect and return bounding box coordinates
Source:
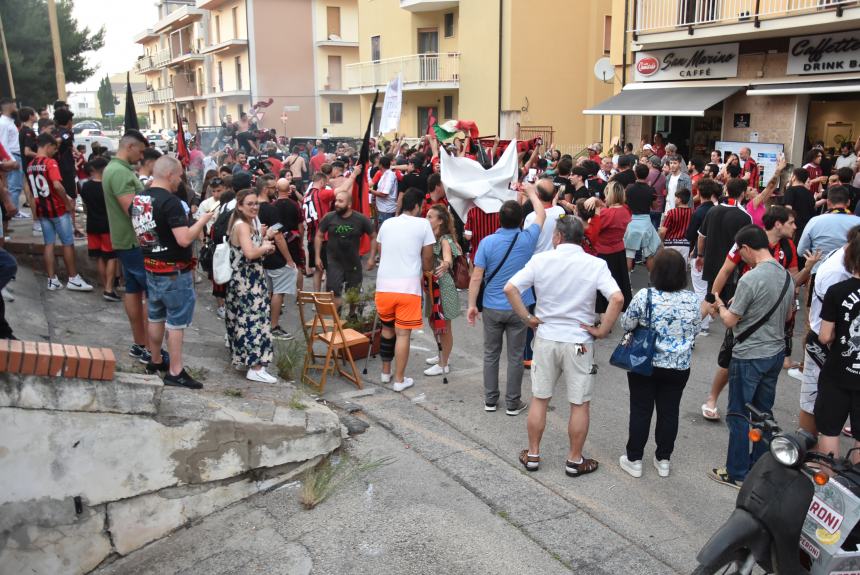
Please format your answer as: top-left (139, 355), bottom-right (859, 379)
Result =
top-left (594, 57), bottom-right (614, 83)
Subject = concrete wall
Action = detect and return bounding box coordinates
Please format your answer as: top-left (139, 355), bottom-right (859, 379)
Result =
top-left (319, 95), bottom-right (362, 136)
top-left (457, 0), bottom-right (500, 139)
top-left (210, 0), bottom-right (248, 42)
top-left (315, 0), bottom-right (360, 43)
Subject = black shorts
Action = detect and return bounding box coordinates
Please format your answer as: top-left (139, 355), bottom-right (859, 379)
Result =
top-left (308, 238), bottom-right (326, 270)
top-left (706, 278), bottom-right (736, 303)
top-left (326, 260), bottom-right (362, 296)
top-left (807, 273), bottom-right (816, 308)
top-left (814, 377), bottom-right (860, 439)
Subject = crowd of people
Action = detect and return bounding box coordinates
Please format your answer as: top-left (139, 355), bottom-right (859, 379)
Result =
top-left (0, 95), bottom-right (859, 488)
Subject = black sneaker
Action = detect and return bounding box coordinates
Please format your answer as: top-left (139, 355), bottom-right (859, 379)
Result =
top-left (484, 403), bottom-right (497, 412)
top-left (146, 358), bottom-right (169, 374)
top-left (136, 348), bottom-right (169, 365)
top-left (163, 369), bottom-right (203, 390)
top-left (103, 290), bottom-right (121, 302)
top-left (271, 326), bottom-right (293, 340)
top-left (506, 401), bottom-right (529, 416)
top-left (129, 344), bottom-right (147, 361)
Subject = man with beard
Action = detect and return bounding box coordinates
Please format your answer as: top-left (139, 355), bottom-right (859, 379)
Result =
top-left (315, 189), bottom-right (376, 306)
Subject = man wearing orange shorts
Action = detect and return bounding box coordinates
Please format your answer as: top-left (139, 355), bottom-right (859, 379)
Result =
top-left (375, 188), bottom-right (435, 391)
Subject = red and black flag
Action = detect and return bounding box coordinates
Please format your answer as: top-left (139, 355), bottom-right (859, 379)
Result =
top-left (354, 89), bottom-right (379, 255)
top-left (174, 104), bottom-right (190, 168)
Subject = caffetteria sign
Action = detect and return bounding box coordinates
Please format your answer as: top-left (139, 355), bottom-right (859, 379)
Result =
top-left (788, 31), bottom-right (860, 75)
top-left (634, 43), bottom-right (739, 82)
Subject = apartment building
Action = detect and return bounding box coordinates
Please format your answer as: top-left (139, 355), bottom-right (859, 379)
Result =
top-left (132, 0), bottom-right (361, 136)
top-left (350, 0), bottom-right (614, 151)
top-left (596, 0), bottom-right (860, 168)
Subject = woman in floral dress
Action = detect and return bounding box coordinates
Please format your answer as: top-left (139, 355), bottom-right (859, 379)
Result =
top-left (226, 189), bottom-right (279, 383)
top-left (423, 204), bottom-right (463, 377)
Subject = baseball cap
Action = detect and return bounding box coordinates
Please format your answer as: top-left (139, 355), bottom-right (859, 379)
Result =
top-left (232, 170), bottom-right (252, 191)
top-left (643, 144), bottom-right (654, 151)
top-left (648, 155), bottom-right (662, 168)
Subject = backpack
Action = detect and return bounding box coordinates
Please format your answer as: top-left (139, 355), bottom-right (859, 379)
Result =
top-left (211, 202), bottom-right (235, 246)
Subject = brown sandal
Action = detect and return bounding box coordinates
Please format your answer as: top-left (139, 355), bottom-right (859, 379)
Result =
top-left (519, 449), bottom-right (540, 472)
top-left (565, 457), bottom-right (599, 477)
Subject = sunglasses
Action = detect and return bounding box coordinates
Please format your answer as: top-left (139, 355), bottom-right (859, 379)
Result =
top-left (210, 178), bottom-right (224, 186)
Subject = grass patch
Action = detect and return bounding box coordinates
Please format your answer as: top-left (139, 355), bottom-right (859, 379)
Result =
top-left (497, 510), bottom-right (509, 519)
top-left (185, 366), bottom-right (208, 382)
top-left (224, 388), bottom-right (243, 398)
top-left (275, 338), bottom-right (306, 382)
top-left (288, 390), bottom-right (308, 410)
top-left (300, 453), bottom-right (394, 510)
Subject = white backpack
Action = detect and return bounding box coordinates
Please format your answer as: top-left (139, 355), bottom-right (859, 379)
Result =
top-left (212, 236), bottom-right (234, 284)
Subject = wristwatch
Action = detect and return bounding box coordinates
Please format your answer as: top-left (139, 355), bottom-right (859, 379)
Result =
top-left (523, 313), bottom-right (533, 323)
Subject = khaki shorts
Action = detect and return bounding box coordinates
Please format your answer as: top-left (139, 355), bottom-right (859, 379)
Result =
top-left (530, 336), bottom-right (595, 405)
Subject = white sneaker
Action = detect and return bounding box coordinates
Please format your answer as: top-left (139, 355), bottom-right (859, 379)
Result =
top-left (47, 277), bottom-right (63, 291)
top-left (787, 368), bottom-right (803, 381)
top-left (653, 456), bottom-right (671, 478)
top-left (392, 378), bottom-right (414, 392)
top-left (246, 367), bottom-right (277, 383)
top-left (1, 287), bottom-right (13, 301)
top-left (423, 363), bottom-right (450, 376)
top-left (380, 372), bottom-right (392, 384)
top-left (619, 455), bottom-right (643, 478)
top-left (32, 223), bottom-right (42, 236)
top-left (216, 305), bottom-right (226, 320)
top-left (66, 275), bottom-right (93, 292)
top-left (425, 355), bottom-right (439, 365)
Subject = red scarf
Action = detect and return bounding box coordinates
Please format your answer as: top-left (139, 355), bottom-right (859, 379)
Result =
top-left (424, 272), bottom-right (447, 334)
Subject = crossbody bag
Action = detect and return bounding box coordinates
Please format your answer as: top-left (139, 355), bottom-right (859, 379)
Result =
top-left (477, 234), bottom-right (518, 312)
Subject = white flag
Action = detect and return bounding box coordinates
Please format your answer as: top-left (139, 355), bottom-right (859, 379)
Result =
top-left (440, 140), bottom-right (519, 222)
top-left (378, 74), bottom-right (402, 134)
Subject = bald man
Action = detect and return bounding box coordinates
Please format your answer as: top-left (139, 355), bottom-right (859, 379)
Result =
top-left (131, 156), bottom-right (214, 389)
top-left (315, 189), bottom-right (377, 304)
top-left (259, 176), bottom-right (300, 338)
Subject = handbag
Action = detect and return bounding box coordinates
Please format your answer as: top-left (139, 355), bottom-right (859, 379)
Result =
top-left (717, 270), bottom-right (791, 369)
top-left (477, 233), bottom-right (518, 312)
top-left (452, 254), bottom-right (471, 290)
top-left (212, 236), bottom-right (234, 284)
top-left (610, 288), bottom-right (658, 376)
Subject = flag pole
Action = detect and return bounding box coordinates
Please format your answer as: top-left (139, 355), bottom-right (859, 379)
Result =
top-left (47, 0), bottom-right (66, 101)
top-left (0, 11), bottom-right (14, 99)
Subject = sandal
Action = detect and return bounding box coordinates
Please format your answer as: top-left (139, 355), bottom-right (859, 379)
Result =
top-left (565, 457), bottom-right (599, 477)
top-left (519, 449), bottom-right (540, 472)
top-left (701, 403), bottom-right (720, 421)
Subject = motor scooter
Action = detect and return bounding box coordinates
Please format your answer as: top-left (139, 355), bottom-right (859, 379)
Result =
top-left (694, 404), bottom-right (860, 574)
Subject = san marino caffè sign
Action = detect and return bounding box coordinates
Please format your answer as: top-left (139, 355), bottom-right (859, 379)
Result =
top-left (634, 43), bottom-right (739, 82)
top-left (788, 31), bottom-right (860, 75)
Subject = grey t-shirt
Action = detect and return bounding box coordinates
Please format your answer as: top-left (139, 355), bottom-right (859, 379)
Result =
top-left (729, 259), bottom-right (794, 360)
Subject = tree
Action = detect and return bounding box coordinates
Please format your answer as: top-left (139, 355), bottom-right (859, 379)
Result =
top-left (0, 0), bottom-right (105, 107)
top-left (96, 75), bottom-right (114, 115)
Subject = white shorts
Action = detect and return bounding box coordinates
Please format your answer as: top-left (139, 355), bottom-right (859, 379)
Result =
top-left (530, 336), bottom-right (595, 405)
top-left (800, 350), bottom-right (821, 415)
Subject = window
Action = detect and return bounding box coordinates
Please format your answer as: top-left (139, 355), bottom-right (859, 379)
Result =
top-left (329, 102), bottom-right (343, 124)
top-left (327, 6), bottom-right (341, 39)
top-left (217, 61), bottom-right (223, 92)
top-left (603, 15), bottom-right (611, 54)
top-left (444, 13), bottom-right (454, 38)
top-left (215, 15), bottom-right (221, 44)
top-left (78, 102), bottom-right (86, 110)
top-left (371, 35), bottom-right (380, 62)
top-left (444, 95), bottom-right (453, 119)
top-left (235, 56), bottom-right (242, 90)
top-left (232, 7), bottom-right (239, 38)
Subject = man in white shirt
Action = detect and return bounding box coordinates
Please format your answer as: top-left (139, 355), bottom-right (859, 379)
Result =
top-left (505, 215), bottom-right (623, 478)
top-left (371, 156), bottom-right (398, 225)
top-left (835, 141), bottom-right (857, 172)
top-left (664, 156), bottom-right (691, 213)
top-left (0, 98), bottom-right (23, 216)
top-left (523, 177), bottom-right (565, 254)
top-left (375, 188), bottom-right (435, 392)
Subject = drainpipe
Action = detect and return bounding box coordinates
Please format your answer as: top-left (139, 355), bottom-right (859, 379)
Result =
top-left (621, 0), bottom-right (630, 144)
top-left (497, 0), bottom-right (503, 136)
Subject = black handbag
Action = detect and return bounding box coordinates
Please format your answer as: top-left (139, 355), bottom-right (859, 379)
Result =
top-left (717, 271), bottom-right (791, 369)
top-left (477, 234), bottom-right (518, 312)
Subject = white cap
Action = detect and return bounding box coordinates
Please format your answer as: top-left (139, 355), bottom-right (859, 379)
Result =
top-left (643, 144), bottom-right (654, 151)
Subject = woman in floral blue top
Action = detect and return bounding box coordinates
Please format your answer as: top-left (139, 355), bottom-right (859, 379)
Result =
top-left (618, 249), bottom-right (706, 479)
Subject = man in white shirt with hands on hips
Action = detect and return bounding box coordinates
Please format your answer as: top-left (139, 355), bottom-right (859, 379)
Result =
top-left (504, 214), bottom-right (623, 478)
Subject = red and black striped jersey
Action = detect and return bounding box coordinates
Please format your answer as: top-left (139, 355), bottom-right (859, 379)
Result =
top-left (465, 207), bottom-right (500, 262)
top-left (27, 155), bottom-right (66, 219)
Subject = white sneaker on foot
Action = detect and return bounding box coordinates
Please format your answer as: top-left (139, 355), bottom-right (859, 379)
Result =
top-left (425, 355), bottom-right (439, 365)
top-left (653, 456), bottom-right (671, 477)
top-left (619, 455), bottom-right (643, 478)
top-left (216, 305), bottom-right (226, 320)
top-left (787, 367), bottom-right (803, 381)
top-left (392, 378), bottom-right (414, 392)
top-left (380, 372), bottom-right (391, 384)
top-left (66, 275), bottom-right (93, 291)
top-left (47, 277), bottom-right (63, 291)
top-left (423, 363), bottom-right (449, 376)
top-left (1, 287), bottom-right (13, 301)
top-left (247, 367), bottom-right (277, 383)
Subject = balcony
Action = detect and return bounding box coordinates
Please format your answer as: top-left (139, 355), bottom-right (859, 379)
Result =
top-left (153, 5), bottom-right (205, 34)
top-left (172, 76), bottom-right (206, 102)
top-left (168, 48), bottom-right (205, 67)
top-left (134, 50), bottom-right (171, 74)
top-left (400, 0), bottom-right (459, 12)
top-left (346, 53), bottom-right (460, 94)
top-left (201, 38), bottom-right (249, 55)
top-left (632, 0), bottom-right (860, 45)
top-left (135, 87), bottom-right (175, 106)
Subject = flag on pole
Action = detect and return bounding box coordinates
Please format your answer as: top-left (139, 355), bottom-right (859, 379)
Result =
top-left (433, 120), bottom-right (479, 142)
top-left (354, 90), bottom-right (380, 255)
top-left (174, 104), bottom-right (190, 167)
top-left (378, 73), bottom-right (402, 134)
top-left (123, 72), bottom-right (139, 132)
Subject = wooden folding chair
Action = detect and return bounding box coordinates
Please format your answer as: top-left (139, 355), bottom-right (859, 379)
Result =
top-left (301, 295), bottom-right (368, 393)
top-left (297, 290), bottom-right (335, 366)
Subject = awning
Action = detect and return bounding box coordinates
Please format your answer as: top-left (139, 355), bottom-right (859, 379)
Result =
top-left (747, 81), bottom-right (860, 96)
top-left (583, 86), bottom-right (742, 117)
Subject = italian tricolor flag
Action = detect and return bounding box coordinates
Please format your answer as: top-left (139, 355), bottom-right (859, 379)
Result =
top-left (432, 119), bottom-right (480, 142)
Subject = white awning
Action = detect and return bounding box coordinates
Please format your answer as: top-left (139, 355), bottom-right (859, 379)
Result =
top-left (747, 81), bottom-right (860, 96)
top-left (583, 86), bottom-right (742, 117)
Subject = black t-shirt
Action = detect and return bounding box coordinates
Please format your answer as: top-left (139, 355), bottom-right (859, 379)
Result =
top-left (56, 127), bottom-right (75, 179)
top-left (699, 204), bottom-right (753, 283)
top-left (317, 211), bottom-right (373, 271)
top-left (399, 171), bottom-right (428, 194)
top-left (259, 198), bottom-right (302, 270)
top-left (820, 277), bottom-right (860, 388)
top-left (131, 186), bottom-right (191, 270)
top-left (686, 201), bottom-right (714, 256)
top-left (626, 182), bottom-right (656, 215)
top-left (79, 180), bottom-right (109, 234)
top-left (783, 185), bottom-right (816, 236)
top-left (18, 125), bottom-right (37, 169)
top-left (610, 169), bottom-right (635, 189)
top-left (258, 201), bottom-right (286, 270)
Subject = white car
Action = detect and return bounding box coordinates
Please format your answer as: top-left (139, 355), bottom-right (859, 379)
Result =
top-left (146, 132), bottom-right (170, 153)
top-left (76, 135), bottom-right (117, 157)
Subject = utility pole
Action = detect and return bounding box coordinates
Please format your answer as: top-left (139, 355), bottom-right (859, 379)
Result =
top-left (47, 0), bottom-right (66, 101)
top-left (0, 11), bottom-right (14, 99)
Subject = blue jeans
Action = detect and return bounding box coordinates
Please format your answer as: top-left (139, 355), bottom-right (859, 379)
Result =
top-left (8, 153), bottom-right (22, 210)
top-left (725, 353), bottom-right (784, 481)
top-left (115, 247), bottom-right (147, 295)
top-left (0, 249), bottom-right (17, 338)
top-left (39, 213), bottom-right (74, 246)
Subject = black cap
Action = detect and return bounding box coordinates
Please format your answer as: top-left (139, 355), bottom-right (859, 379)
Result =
top-left (232, 170), bottom-right (252, 191)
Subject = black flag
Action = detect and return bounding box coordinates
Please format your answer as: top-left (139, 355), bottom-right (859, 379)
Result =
top-left (124, 72), bottom-right (139, 132)
top-left (355, 89), bottom-right (380, 216)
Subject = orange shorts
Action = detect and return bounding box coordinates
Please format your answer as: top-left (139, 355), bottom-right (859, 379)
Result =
top-left (375, 292), bottom-right (423, 330)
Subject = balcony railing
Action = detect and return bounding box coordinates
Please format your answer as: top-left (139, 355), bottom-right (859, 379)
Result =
top-left (135, 87), bottom-right (175, 106)
top-left (134, 50), bottom-right (171, 74)
top-left (633, 0), bottom-right (856, 35)
top-left (346, 52), bottom-right (460, 92)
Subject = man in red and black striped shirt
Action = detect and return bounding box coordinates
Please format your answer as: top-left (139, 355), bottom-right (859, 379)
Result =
top-left (465, 206), bottom-right (500, 262)
top-left (658, 187), bottom-right (693, 264)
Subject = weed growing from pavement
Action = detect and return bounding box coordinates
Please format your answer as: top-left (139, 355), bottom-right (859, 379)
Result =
top-left (275, 338), bottom-right (305, 381)
top-left (300, 452), bottom-right (394, 510)
top-left (185, 366), bottom-right (208, 381)
top-left (288, 390), bottom-right (308, 410)
top-left (224, 388), bottom-right (243, 398)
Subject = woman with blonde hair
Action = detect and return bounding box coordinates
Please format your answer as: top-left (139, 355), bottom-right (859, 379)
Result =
top-left (423, 204), bottom-right (463, 376)
top-left (586, 180), bottom-right (633, 311)
top-left (226, 188), bottom-right (280, 383)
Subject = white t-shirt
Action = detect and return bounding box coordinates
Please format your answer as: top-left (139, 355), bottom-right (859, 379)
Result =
top-left (666, 173), bottom-right (680, 212)
top-left (523, 205), bottom-right (563, 254)
top-left (376, 214), bottom-right (436, 296)
top-left (375, 170), bottom-right (398, 214)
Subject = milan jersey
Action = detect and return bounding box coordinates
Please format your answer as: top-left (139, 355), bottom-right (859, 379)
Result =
top-left (465, 207), bottom-right (500, 262)
top-left (726, 238), bottom-right (798, 276)
top-left (27, 156), bottom-right (66, 218)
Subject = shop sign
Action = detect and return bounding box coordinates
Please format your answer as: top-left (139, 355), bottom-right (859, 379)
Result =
top-left (734, 113), bottom-right (750, 128)
top-left (788, 31), bottom-right (860, 75)
top-left (634, 43), bottom-right (739, 82)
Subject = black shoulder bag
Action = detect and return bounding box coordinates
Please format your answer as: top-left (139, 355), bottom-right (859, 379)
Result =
top-left (477, 234), bottom-right (518, 312)
top-left (717, 270), bottom-right (791, 369)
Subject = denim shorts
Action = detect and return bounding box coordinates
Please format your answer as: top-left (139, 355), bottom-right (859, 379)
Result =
top-left (40, 213), bottom-right (74, 246)
top-left (146, 270), bottom-right (195, 329)
top-left (115, 247), bottom-right (147, 295)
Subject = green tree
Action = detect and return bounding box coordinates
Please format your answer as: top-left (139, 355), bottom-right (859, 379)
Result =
top-left (0, 0), bottom-right (105, 107)
top-left (96, 75), bottom-right (114, 115)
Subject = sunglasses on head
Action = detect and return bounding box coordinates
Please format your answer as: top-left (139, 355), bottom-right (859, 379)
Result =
top-left (210, 178), bottom-right (224, 186)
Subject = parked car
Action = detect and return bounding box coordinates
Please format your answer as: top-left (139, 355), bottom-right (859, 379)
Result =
top-left (145, 132), bottom-right (170, 153)
top-left (75, 135), bottom-right (117, 157)
top-left (78, 129), bottom-right (103, 137)
top-left (72, 121), bottom-right (102, 134)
